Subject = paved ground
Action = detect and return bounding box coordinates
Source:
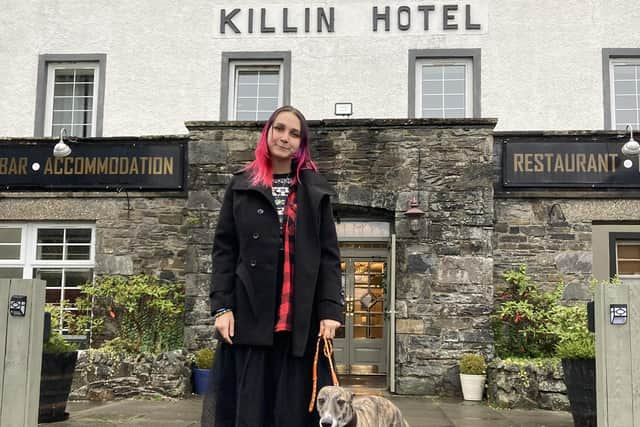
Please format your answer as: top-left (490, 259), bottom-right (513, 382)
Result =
top-left (41, 396), bottom-right (575, 427)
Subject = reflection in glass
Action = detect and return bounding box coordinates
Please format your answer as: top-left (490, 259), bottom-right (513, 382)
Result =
top-left (0, 268), bottom-right (23, 279)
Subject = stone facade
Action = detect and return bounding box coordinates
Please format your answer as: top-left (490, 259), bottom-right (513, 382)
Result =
top-left (70, 350), bottom-right (192, 400)
top-left (183, 118), bottom-right (497, 395)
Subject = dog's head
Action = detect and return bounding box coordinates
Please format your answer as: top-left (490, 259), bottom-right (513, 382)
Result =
top-left (317, 385), bottom-right (355, 427)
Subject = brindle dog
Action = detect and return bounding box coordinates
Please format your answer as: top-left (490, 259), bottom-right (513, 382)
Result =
top-left (317, 385), bottom-right (410, 427)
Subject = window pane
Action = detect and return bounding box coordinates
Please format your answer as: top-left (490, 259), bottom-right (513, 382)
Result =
top-left (52, 110), bottom-right (72, 125)
top-left (0, 228), bottom-right (21, 243)
top-left (37, 245), bottom-right (63, 260)
top-left (66, 229), bottom-right (92, 244)
top-left (615, 95), bottom-right (637, 110)
top-left (444, 108), bottom-right (465, 118)
top-left (423, 95), bottom-right (443, 109)
top-left (236, 111), bottom-right (256, 120)
top-left (236, 97), bottom-right (257, 111)
top-left (444, 79), bottom-right (465, 94)
top-left (256, 110), bottom-right (272, 121)
top-left (616, 110), bottom-right (638, 126)
top-left (444, 65), bottom-right (465, 79)
top-left (619, 244), bottom-right (640, 258)
top-left (72, 110), bottom-right (92, 125)
top-left (75, 69), bottom-right (95, 82)
top-left (53, 97), bottom-right (74, 110)
top-left (258, 72), bottom-right (279, 85)
top-left (64, 288), bottom-right (82, 303)
top-left (75, 96), bottom-right (93, 110)
top-left (0, 246), bottom-right (20, 259)
top-left (74, 83), bottom-right (94, 97)
top-left (619, 260), bottom-right (640, 275)
top-left (34, 269), bottom-right (62, 286)
top-left (422, 108), bottom-right (443, 118)
top-left (46, 289), bottom-right (62, 304)
top-left (72, 125), bottom-right (92, 137)
top-left (257, 98), bottom-right (278, 111)
top-left (615, 80), bottom-right (637, 95)
top-left (54, 83), bottom-right (74, 97)
top-left (66, 245), bottom-right (91, 260)
top-left (54, 69), bottom-right (74, 82)
top-left (38, 229), bottom-right (64, 244)
top-left (444, 94), bottom-right (465, 109)
top-left (237, 72), bottom-right (259, 85)
top-left (0, 268), bottom-right (23, 279)
top-left (422, 66), bottom-right (442, 80)
top-left (258, 83), bottom-right (279, 98)
top-left (422, 80), bottom-right (441, 95)
top-left (237, 84), bottom-right (258, 97)
top-left (614, 65), bottom-right (637, 80)
top-left (65, 270), bottom-right (92, 287)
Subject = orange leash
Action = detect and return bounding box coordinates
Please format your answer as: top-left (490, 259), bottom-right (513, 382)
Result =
top-left (308, 336), bottom-right (339, 412)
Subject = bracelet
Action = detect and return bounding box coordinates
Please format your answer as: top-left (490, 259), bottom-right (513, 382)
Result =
top-left (213, 308), bottom-right (232, 320)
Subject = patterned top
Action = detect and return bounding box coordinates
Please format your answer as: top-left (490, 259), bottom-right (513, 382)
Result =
top-left (272, 173), bottom-right (293, 234)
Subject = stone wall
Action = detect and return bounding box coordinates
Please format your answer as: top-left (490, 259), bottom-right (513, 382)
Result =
top-left (487, 358), bottom-right (569, 411)
top-left (70, 350), bottom-right (192, 400)
top-left (184, 118), bottom-right (497, 395)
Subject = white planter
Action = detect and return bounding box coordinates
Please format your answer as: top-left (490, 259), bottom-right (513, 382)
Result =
top-left (460, 374), bottom-right (486, 401)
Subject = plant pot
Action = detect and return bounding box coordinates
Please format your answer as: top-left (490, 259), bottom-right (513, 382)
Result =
top-left (562, 358), bottom-right (596, 427)
top-left (39, 351), bottom-right (78, 423)
top-left (192, 367), bottom-right (211, 395)
top-left (460, 373), bottom-right (486, 401)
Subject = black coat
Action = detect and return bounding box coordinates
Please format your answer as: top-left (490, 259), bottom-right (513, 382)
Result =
top-left (210, 168), bottom-right (343, 357)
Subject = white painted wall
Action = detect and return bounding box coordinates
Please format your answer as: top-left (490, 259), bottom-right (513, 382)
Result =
top-left (1, 0), bottom-right (639, 136)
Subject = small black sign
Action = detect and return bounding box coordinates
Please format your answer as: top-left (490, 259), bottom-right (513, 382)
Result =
top-left (503, 139), bottom-right (640, 187)
top-left (0, 140), bottom-right (186, 191)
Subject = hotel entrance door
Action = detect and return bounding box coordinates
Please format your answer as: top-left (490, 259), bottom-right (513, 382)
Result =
top-left (333, 249), bottom-right (388, 377)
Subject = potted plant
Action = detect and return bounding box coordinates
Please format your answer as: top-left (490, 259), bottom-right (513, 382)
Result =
top-left (192, 348), bottom-right (215, 395)
top-left (459, 353), bottom-right (487, 401)
top-left (554, 302), bottom-right (596, 427)
top-left (39, 305), bottom-right (79, 423)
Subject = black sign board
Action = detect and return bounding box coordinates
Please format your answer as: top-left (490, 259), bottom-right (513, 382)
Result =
top-left (1, 140), bottom-right (186, 191)
top-left (502, 139), bottom-right (640, 188)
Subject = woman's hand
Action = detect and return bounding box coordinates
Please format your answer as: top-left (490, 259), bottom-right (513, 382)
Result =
top-left (319, 319), bottom-right (341, 340)
top-left (215, 311), bottom-right (235, 344)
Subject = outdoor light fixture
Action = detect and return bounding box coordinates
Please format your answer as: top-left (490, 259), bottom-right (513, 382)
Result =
top-left (334, 102), bottom-right (353, 117)
top-left (610, 304), bottom-right (628, 325)
top-left (404, 196), bottom-right (425, 234)
top-left (53, 128), bottom-right (72, 158)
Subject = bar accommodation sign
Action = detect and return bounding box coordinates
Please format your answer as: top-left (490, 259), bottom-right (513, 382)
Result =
top-left (502, 136), bottom-right (640, 188)
top-left (0, 140), bottom-right (186, 191)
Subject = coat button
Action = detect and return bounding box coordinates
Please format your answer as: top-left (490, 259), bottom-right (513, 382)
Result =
top-left (257, 208), bottom-right (264, 215)
top-left (249, 259), bottom-right (257, 267)
top-left (252, 232), bottom-right (260, 240)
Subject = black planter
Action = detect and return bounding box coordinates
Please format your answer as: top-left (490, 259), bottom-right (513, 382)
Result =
top-left (562, 358), bottom-right (597, 427)
top-left (39, 351), bottom-right (78, 423)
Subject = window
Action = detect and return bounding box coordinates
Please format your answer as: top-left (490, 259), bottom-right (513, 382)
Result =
top-left (220, 52), bottom-right (291, 120)
top-left (616, 242), bottom-right (640, 276)
top-left (409, 49), bottom-right (481, 119)
top-left (35, 54), bottom-right (106, 137)
top-left (0, 224), bottom-right (95, 333)
top-left (603, 49), bottom-right (640, 130)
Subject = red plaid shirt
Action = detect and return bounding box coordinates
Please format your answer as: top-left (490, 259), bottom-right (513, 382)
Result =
top-left (274, 185), bottom-right (297, 332)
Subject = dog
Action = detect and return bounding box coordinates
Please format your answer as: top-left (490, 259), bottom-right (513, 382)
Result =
top-left (316, 385), bottom-right (410, 427)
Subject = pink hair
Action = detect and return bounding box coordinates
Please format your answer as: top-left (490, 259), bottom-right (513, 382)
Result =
top-left (244, 105), bottom-right (318, 187)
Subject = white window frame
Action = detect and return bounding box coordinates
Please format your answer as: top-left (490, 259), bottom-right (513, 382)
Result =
top-left (43, 62), bottom-right (100, 137)
top-left (609, 58), bottom-right (640, 130)
top-left (415, 58), bottom-right (473, 119)
top-left (227, 60), bottom-right (284, 121)
top-left (0, 223), bottom-right (96, 334)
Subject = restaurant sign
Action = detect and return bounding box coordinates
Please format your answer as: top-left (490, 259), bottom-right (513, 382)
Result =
top-left (502, 138), bottom-right (639, 188)
top-left (0, 140), bottom-right (186, 191)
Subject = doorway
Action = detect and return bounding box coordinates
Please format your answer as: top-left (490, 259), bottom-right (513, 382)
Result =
top-left (333, 244), bottom-right (388, 385)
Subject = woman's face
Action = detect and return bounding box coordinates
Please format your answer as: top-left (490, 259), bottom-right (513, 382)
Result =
top-left (267, 111), bottom-right (302, 163)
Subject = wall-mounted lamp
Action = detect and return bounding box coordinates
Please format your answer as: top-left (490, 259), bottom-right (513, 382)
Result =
top-left (404, 196), bottom-right (425, 234)
top-left (53, 128), bottom-right (72, 158)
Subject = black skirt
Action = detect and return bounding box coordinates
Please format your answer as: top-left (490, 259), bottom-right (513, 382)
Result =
top-left (202, 331), bottom-right (335, 427)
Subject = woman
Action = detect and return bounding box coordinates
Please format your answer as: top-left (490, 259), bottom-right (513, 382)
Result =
top-left (207, 106), bottom-right (344, 426)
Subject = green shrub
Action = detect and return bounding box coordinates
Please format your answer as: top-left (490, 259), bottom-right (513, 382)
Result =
top-left (459, 353), bottom-right (486, 375)
top-left (78, 274), bottom-right (185, 354)
top-left (492, 265), bottom-right (563, 358)
top-left (194, 348), bottom-right (215, 369)
top-left (43, 304), bottom-right (77, 353)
